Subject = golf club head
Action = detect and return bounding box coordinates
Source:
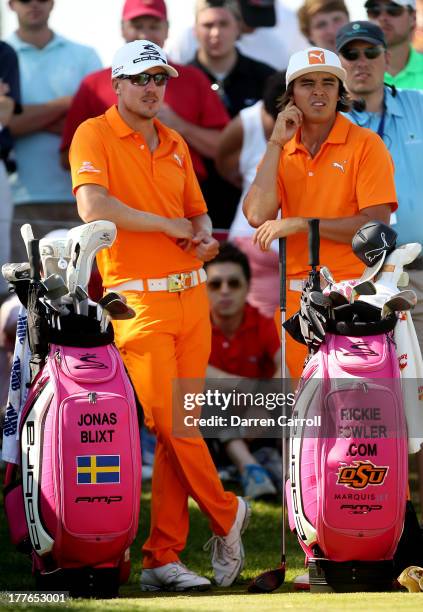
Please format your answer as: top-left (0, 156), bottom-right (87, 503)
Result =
top-left (309, 291), bottom-right (332, 308)
top-left (40, 274), bottom-right (69, 301)
top-left (2, 262), bottom-right (31, 283)
top-left (320, 266), bottom-right (335, 287)
top-left (104, 299), bottom-right (135, 319)
top-left (20, 224), bottom-right (34, 259)
top-left (71, 285), bottom-right (90, 315)
top-left (328, 290), bottom-right (349, 307)
top-left (247, 563), bottom-right (286, 593)
top-left (39, 237), bottom-right (71, 280)
top-left (382, 290), bottom-right (417, 318)
top-left (66, 220), bottom-right (117, 294)
top-left (98, 292), bottom-right (127, 308)
top-left (353, 280), bottom-right (377, 297)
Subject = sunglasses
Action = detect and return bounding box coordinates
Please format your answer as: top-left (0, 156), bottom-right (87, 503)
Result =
top-left (366, 3), bottom-right (406, 18)
top-left (207, 277), bottom-right (243, 291)
top-left (340, 46), bottom-right (384, 61)
top-left (119, 73), bottom-right (169, 87)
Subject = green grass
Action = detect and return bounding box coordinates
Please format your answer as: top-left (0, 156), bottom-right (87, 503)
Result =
top-left (0, 478), bottom-right (421, 611)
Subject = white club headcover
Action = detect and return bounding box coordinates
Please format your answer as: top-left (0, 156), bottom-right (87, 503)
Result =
top-left (66, 221), bottom-right (117, 294)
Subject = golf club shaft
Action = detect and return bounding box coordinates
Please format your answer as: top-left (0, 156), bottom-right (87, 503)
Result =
top-left (28, 239), bottom-right (41, 282)
top-left (279, 237), bottom-right (287, 566)
top-left (308, 219), bottom-right (320, 291)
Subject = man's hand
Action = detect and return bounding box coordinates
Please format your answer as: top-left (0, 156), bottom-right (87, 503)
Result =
top-left (270, 101), bottom-right (303, 147)
top-left (192, 231), bottom-right (219, 261)
top-left (177, 231), bottom-right (219, 261)
top-left (163, 217), bottom-right (194, 239)
top-left (253, 217), bottom-right (307, 250)
top-left (157, 103), bottom-right (184, 132)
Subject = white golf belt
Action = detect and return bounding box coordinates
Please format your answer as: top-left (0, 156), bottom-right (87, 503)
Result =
top-left (106, 268), bottom-right (207, 293)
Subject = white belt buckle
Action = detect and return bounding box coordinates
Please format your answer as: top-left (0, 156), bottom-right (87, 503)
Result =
top-left (168, 272), bottom-right (193, 292)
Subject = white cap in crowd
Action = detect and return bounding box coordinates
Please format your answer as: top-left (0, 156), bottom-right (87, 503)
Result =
top-left (285, 48), bottom-right (346, 86)
top-left (111, 40), bottom-right (179, 79)
top-left (367, 0), bottom-right (415, 8)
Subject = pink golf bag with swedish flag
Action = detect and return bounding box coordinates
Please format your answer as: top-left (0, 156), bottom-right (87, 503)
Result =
top-left (3, 222), bottom-right (141, 598)
top-left (17, 342), bottom-right (141, 596)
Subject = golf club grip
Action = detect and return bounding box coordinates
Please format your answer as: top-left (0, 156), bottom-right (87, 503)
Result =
top-left (308, 219), bottom-right (320, 268)
top-left (278, 237), bottom-right (287, 311)
top-left (28, 239), bottom-right (41, 281)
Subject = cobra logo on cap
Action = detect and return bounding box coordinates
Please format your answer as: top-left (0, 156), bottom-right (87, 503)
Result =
top-left (308, 50), bottom-right (325, 65)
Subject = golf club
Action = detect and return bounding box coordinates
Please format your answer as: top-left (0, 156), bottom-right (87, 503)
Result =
top-left (248, 232), bottom-right (289, 593)
top-left (381, 290), bottom-right (417, 319)
top-left (328, 289), bottom-right (349, 307)
top-left (2, 262), bottom-right (31, 283)
top-left (309, 291), bottom-right (332, 308)
top-left (350, 280), bottom-right (377, 304)
top-left (66, 220), bottom-right (117, 294)
top-left (39, 237), bottom-right (71, 281)
top-left (20, 224), bottom-right (34, 260)
top-left (320, 266), bottom-right (335, 288)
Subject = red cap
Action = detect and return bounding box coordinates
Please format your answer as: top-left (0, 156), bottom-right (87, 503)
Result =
top-left (122, 0), bottom-right (167, 22)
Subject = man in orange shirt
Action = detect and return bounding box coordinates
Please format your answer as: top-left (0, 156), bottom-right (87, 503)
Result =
top-left (243, 47), bottom-right (398, 378)
top-left (69, 39), bottom-right (250, 592)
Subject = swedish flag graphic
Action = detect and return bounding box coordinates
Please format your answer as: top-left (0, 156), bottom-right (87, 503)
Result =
top-left (76, 455), bottom-right (120, 484)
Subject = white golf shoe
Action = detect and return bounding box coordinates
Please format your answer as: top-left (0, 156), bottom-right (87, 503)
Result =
top-left (140, 562), bottom-right (211, 592)
top-left (203, 496), bottom-right (251, 587)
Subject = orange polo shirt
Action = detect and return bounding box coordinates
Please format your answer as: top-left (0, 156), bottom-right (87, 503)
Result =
top-left (277, 113), bottom-right (398, 280)
top-left (69, 105), bottom-right (207, 287)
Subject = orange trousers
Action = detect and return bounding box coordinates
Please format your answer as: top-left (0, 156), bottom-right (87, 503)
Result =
top-left (112, 284), bottom-right (238, 568)
top-left (275, 285), bottom-right (309, 380)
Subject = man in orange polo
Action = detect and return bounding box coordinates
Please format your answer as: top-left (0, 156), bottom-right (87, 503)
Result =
top-left (243, 47), bottom-right (398, 379)
top-left (69, 39), bottom-right (250, 592)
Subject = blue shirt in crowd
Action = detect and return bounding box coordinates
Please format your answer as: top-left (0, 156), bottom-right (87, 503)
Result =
top-left (7, 33), bottom-right (101, 205)
top-left (345, 85), bottom-right (423, 246)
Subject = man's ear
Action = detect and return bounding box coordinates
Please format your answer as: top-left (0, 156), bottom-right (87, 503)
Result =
top-left (112, 78), bottom-right (121, 95)
top-left (410, 9), bottom-right (417, 32)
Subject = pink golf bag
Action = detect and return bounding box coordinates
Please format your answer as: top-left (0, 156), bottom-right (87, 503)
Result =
top-left (4, 338), bottom-right (141, 597)
top-left (282, 220), bottom-right (411, 592)
top-left (286, 321), bottom-right (408, 591)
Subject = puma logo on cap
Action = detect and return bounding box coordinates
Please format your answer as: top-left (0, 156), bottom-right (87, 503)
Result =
top-left (308, 50), bottom-right (325, 65)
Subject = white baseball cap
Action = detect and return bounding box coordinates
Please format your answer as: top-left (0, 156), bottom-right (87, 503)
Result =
top-left (286, 48), bottom-right (346, 86)
top-left (111, 40), bottom-right (179, 79)
top-left (366, 0), bottom-right (416, 8)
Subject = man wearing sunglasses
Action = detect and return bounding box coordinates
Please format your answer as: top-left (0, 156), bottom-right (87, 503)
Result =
top-left (6, 0), bottom-right (102, 262)
top-left (243, 47), bottom-right (397, 380)
top-left (338, 20), bottom-right (423, 519)
top-left (365, 0), bottom-right (423, 90)
top-left (61, 0), bottom-right (230, 232)
top-left (204, 242), bottom-right (281, 500)
top-left (69, 39), bottom-right (250, 593)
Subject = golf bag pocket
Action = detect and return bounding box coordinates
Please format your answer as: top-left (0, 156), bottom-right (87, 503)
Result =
top-left (3, 464), bottom-right (30, 552)
top-left (289, 331), bottom-right (408, 564)
top-left (19, 342), bottom-right (141, 574)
